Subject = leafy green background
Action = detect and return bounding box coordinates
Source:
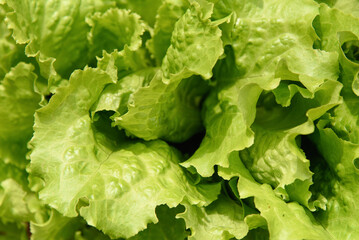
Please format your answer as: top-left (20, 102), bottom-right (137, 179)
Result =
top-left (1, 0), bottom-right (359, 239)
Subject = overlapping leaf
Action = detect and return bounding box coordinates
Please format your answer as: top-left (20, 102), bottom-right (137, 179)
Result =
top-left (116, 4), bottom-right (223, 142)
top-left (218, 152), bottom-right (334, 240)
top-left (29, 67), bottom-right (220, 238)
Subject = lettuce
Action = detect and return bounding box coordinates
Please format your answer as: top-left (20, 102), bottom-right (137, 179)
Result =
top-left (1, 0), bottom-right (359, 239)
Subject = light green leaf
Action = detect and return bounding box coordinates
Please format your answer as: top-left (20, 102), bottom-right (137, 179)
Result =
top-left (311, 124), bottom-right (359, 239)
top-left (161, 5), bottom-right (223, 79)
top-left (30, 210), bottom-right (85, 240)
top-left (0, 160), bottom-right (46, 227)
top-left (182, 0), bottom-right (339, 178)
top-left (97, 47), bottom-right (152, 83)
top-left (111, 3), bottom-right (223, 143)
top-left (316, 13), bottom-right (359, 139)
top-left (275, 48), bottom-right (339, 93)
top-left (317, 0), bottom-right (359, 18)
top-left (29, 67), bottom-right (220, 238)
top-left (93, 68), bottom-right (157, 115)
top-left (87, 8), bottom-right (146, 58)
top-left (332, 0), bottom-right (359, 18)
top-left (228, 0), bottom-right (319, 83)
top-left (178, 195), bottom-right (248, 240)
top-left (213, 0), bottom-right (340, 106)
top-left (182, 83), bottom-right (262, 177)
top-left (308, 23), bottom-right (359, 238)
top-left (115, 73), bottom-right (209, 143)
top-left (218, 152), bottom-right (334, 240)
top-left (0, 62), bottom-right (40, 167)
top-left (0, 179), bottom-right (30, 224)
top-left (5, 0), bottom-right (115, 79)
top-left (116, 0), bottom-right (163, 26)
top-left (0, 62), bottom-right (39, 140)
top-left (0, 5), bottom-right (26, 79)
top-left (147, 0), bottom-right (189, 65)
top-left (244, 214), bottom-right (267, 231)
top-left (318, 4), bottom-right (359, 53)
top-left (338, 32), bottom-right (359, 97)
top-left (316, 13), bottom-right (358, 96)
top-left (74, 205), bottom-right (189, 240)
top-left (239, 79), bottom-right (342, 207)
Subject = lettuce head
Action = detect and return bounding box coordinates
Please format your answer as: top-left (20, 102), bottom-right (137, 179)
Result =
top-left (1, 0), bottom-right (359, 239)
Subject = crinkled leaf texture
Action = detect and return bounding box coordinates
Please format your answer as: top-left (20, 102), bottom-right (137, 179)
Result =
top-left (86, 8), bottom-right (146, 57)
top-left (31, 205), bottom-right (189, 240)
top-left (0, 5), bottom-right (26, 79)
top-left (309, 8), bottom-right (359, 238)
top-left (0, 62), bottom-right (40, 142)
top-left (115, 4), bottom-right (223, 142)
top-left (182, 0), bottom-right (340, 178)
top-left (311, 122), bottom-right (359, 240)
top-left (0, 62), bottom-right (40, 167)
top-left (30, 209), bottom-right (85, 240)
top-left (5, 0), bottom-right (115, 90)
top-left (161, 4), bottom-right (223, 79)
top-left (115, 73), bottom-right (209, 143)
top-left (29, 67), bottom-right (220, 239)
top-left (182, 82), bottom-right (262, 176)
top-left (2, 0), bottom-right (359, 239)
top-left (178, 195), bottom-right (249, 240)
top-left (147, 0), bottom-right (189, 65)
top-left (218, 152), bottom-right (334, 240)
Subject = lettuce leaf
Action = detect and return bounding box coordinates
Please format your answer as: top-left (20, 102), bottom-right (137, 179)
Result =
top-left (29, 67), bottom-right (220, 238)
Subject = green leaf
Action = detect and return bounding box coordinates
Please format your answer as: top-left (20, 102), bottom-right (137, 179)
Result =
top-left (0, 220), bottom-right (28, 240)
top-left (116, 0), bottom-right (163, 26)
top-left (97, 47), bottom-right (153, 83)
top-left (115, 4), bottom-right (223, 143)
top-left (0, 161), bottom-right (46, 227)
top-left (161, 5), bottom-right (223, 79)
top-left (129, 205), bottom-right (188, 240)
top-left (228, 0), bottom-right (319, 84)
top-left (241, 228), bottom-right (269, 240)
top-left (87, 8), bottom-right (146, 58)
top-left (239, 79), bottom-right (342, 207)
top-left (5, 0), bottom-right (115, 79)
top-left (0, 62), bottom-right (40, 141)
top-left (178, 195), bottom-right (249, 240)
top-left (29, 67), bottom-right (220, 238)
top-left (93, 68), bottom-right (157, 115)
top-left (35, 205), bottom-right (189, 240)
top-left (318, 4), bottom-right (359, 53)
top-left (311, 123), bottom-right (359, 239)
top-left (317, 0), bottom-right (359, 18)
top-left (30, 210), bottom-right (85, 240)
top-left (0, 62), bottom-right (40, 167)
top-left (115, 74), bottom-right (209, 143)
top-left (0, 161), bottom-right (27, 187)
top-left (182, 0), bottom-right (340, 178)
top-left (182, 83), bottom-right (262, 177)
top-left (218, 152), bottom-right (334, 240)
top-left (0, 178), bottom-right (30, 224)
top-left (0, 5), bottom-right (26, 79)
top-left (74, 227), bottom-right (113, 240)
top-left (147, 0), bottom-right (189, 65)
top-left (333, 0), bottom-right (359, 18)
